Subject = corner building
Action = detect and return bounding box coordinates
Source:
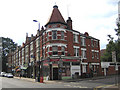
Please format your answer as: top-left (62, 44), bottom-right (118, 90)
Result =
top-left (8, 5), bottom-right (102, 80)
top-left (40, 5), bottom-right (101, 80)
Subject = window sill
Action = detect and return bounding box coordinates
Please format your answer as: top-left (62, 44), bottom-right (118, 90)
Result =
top-left (52, 55), bottom-right (58, 56)
top-left (73, 42), bottom-right (79, 44)
top-left (81, 45), bottom-right (86, 47)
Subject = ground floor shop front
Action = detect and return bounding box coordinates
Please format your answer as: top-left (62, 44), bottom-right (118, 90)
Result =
top-left (8, 58), bottom-right (102, 80)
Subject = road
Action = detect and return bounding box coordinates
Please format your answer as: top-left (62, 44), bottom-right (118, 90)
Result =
top-left (0, 75), bottom-right (119, 89)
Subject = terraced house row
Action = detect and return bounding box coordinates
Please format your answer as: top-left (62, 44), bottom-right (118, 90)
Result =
top-left (8, 5), bottom-right (102, 80)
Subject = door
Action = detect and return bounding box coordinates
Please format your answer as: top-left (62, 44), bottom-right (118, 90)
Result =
top-left (53, 68), bottom-right (58, 80)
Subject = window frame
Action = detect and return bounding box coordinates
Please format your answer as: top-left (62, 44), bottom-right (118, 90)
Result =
top-left (52, 46), bottom-right (58, 56)
top-left (52, 30), bottom-right (57, 40)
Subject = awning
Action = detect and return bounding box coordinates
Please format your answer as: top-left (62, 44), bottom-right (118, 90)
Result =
top-left (62, 59), bottom-right (79, 62)
top-left (43, 59), bottom-right (80, 62)
top-left (16, 69), bottom-right (21, 72)
top-left (14, 66), bottom-right (19, 70)
top-left (20, 66), bottom-right (27, 70)
top-left (21, 67), bottom-right (27, 70)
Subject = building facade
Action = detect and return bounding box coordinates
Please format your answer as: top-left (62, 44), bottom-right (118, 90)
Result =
top-left (0, 37), bottom-right (2, 72)
top-left (8, 5), bottom-right (102, 80)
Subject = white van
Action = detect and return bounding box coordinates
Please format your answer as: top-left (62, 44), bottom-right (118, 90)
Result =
top-left (0, 72), bottom-right (6, 77)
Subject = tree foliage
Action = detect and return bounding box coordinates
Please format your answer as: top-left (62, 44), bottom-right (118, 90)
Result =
top-left (101, 23), bottom-right (120, 62)
top-left (2, 37), bottom-right (17, 72)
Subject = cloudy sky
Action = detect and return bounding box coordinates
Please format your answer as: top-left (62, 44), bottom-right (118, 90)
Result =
top-left (0, 0), bottom-right (118, 49)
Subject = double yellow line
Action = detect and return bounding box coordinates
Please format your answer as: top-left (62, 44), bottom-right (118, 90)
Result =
top-left (93, 84), bottom-right (118, 90)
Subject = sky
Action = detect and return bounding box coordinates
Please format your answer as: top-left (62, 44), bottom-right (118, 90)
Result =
top-left (0, 0), bottom-right (119, 50)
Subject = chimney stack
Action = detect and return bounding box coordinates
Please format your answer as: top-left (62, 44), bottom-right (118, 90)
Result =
top-left (37, 29), bottom-right (40, 36)
top-left (26, 33), bottom-right (28, 38)
top-left (67, 17), bottom-right (72, 30)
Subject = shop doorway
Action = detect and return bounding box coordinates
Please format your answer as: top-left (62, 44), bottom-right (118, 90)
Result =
top-left (53, 68), bottom-right (58, 80)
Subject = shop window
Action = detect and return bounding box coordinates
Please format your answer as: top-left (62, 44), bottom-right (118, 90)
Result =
top-left (63, 62), bottom-right (70, 66)
top-left (72, 62), bottom-right (80, 65)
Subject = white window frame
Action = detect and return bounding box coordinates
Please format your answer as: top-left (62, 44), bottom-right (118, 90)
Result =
top-left (73, 34), bottom-right (78, 43)
top-left (61, 46), bottom-right (65, 56)
top-left (61, 31), bottom-right (64, 40)
top-left (52, 30), bottom-right (57, 40)
top-left (81, 37), bottom-right (86, 46)
top-left (74, 48), bottom-right (79, 57)
top-left (81, 48), bottom-right (87, 59)
top-left (52, 46), bottom-right (58, 56)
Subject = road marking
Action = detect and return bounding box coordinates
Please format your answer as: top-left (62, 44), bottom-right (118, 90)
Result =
top-left (64, 85), bottom-right (71, 87)
top-left (73, 86), bottom-right (88, 88)
top-left (94, 84), bottom-right (117, 90)
top-left (70, 82), bottom-right (80, 84)
top-left (64, 84), bottom-right (88, 88)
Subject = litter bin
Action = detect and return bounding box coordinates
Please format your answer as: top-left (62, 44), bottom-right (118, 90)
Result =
top-left (40, 76), bottom-right (43, 83)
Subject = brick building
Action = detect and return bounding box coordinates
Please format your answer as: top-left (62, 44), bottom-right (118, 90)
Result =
top-left (8, 5), bottom-right (102, 80)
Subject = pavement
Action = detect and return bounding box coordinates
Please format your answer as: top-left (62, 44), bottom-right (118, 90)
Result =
top-left (14, 76), bottom-right (60, 84)
top-left (13, 75), bottom-right (120, 89)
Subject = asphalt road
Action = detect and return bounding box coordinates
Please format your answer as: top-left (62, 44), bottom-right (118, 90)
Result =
top-left (0, 75), bottom-right (119, 89)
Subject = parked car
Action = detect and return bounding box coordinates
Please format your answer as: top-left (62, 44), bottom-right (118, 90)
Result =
top-left (7, 73), bottom-right (13, 78)
top-left (4, 73), bottom-right (7, 77)
top-left (0, 72), bottom-right (6, 77)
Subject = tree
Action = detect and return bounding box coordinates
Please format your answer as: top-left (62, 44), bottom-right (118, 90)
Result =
top-left (114, 23), bottom-right (120, 62)
top-left (101, 23), bottom-right (120, 62)
top-left (2, 37), bottom-right (17, 72)
top-left (101, 40), bottom-right (115, 62)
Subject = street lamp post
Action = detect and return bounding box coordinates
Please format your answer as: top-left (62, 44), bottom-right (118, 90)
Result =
top-left (33, 20), bottom-right (44, 83)
top-left (33, 20), bottom-right (40, 30)
top-left (33, 20), bottom-right (40, 82)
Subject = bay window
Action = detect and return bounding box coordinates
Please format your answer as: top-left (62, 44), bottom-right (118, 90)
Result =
top-left (52, 46), bottom-right (58, 55)
top-left (61, 31), bottom-right (64, 40)
top-left (52, 30), bottom-right (57, 40)
top-left (61, 46), bottom-right (65, 55)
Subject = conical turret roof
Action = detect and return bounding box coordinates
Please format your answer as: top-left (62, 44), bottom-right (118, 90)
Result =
top-left (45, 5), bottom-right (67, 27)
